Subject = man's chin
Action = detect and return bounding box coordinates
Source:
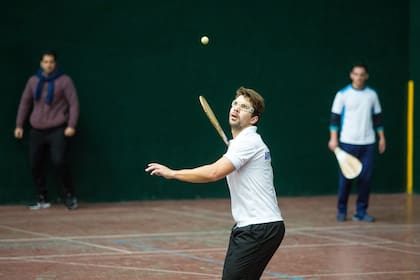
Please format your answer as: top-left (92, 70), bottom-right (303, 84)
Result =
top-left (43, 69), bottom-right (55, 75)
top-left (229, 122), bottom-right (240, 129)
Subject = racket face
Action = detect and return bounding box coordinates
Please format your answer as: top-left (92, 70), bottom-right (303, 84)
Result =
top-left (334, 148), bottom-right (362, 179)
top-left (199, 96), bottom-right (219, 122)
top-left (199, 96), bottom-right (214, 117)
top-left (340, 161), bottom-right (362, 179)
top-left (199, 96), bottom-right (229, 146)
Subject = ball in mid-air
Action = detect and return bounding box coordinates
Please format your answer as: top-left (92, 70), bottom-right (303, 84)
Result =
top-left (201, 36), bottom-right (209, 45)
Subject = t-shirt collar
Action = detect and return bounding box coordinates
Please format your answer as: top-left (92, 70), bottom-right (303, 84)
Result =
top-left (234, 126), bottom-right (257, 140)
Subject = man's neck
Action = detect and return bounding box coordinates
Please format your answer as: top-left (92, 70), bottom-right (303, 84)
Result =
top-left (352, 83), bottom-right (366, 90)
top-left (231, 129), bottom-right (239, 139)
top-left (231, 125), bottom-right (251, 139)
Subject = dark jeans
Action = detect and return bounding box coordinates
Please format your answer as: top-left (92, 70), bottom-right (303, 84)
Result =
top-left (30, 126), bottom-right (74, 200)
top-left (222, 221), bottom-right (285, 280)
top-left (337, 142), bottom-right (375, 217)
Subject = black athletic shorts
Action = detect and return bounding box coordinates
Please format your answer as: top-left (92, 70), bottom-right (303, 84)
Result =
top-left (222, 221), bottom-right (285, 280)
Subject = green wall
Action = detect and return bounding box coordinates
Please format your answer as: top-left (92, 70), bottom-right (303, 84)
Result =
top-left (0, 0), bottom-right (410, 203)
top-left (410, 0), bottom-right (419, 194)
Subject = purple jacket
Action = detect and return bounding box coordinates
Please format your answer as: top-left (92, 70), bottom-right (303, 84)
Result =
top-left (16, 74), bottom-right (79, 129)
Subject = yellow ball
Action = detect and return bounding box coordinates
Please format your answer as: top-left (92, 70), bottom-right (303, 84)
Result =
top-left (201, 36), bottom-right (209, 45)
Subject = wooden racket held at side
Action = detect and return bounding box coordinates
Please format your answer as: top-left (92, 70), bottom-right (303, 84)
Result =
top-left (199, 96), bottom-right (229, 146)
top-left (334, 147), bottom-right (363, 179)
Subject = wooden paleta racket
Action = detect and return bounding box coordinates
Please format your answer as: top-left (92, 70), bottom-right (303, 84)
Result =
top-left (334, 147), bottom-right (363, 179)
top-left (199, 96), bottom-right (229, 146)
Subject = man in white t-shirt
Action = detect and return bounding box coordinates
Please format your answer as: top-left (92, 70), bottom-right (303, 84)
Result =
top-left (146, 87), bottom-right (285, 279)
top-left (328, 64), bottom-right (386, 222)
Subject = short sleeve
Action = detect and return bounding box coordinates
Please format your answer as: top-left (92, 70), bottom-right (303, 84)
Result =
top-left (372, 92), bottom-right (382, 114)
top-left (223, 139), bottom-right (257, 170)
top-left (331, 92), bottom-right (345, 114)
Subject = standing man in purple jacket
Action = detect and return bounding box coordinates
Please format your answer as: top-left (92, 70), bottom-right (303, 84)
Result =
top-left (14, 50), bottom-right (80, 210)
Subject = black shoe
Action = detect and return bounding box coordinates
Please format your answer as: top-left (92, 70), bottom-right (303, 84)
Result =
top-left (65, 196), bottom-right (78, 210)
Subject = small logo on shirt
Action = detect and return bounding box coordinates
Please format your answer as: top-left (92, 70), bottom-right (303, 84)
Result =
top-left (265, 152), bottom-right (271, 160)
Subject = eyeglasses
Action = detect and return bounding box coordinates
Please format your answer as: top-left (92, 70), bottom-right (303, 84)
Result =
top-left (231, 100), bottom-right (255, 113)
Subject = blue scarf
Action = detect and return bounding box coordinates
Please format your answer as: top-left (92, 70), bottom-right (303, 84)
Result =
top-left (34, 68), bottom-right (64, 105)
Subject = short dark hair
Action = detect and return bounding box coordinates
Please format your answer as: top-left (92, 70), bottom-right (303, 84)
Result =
top-left (351, 63), bottom-right (368, 73)
top-left (40, 50), bottom-right (57, 61)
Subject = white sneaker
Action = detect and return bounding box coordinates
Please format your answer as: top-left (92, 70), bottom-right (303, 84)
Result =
top-left (29, 202), bottom-right (51, 210)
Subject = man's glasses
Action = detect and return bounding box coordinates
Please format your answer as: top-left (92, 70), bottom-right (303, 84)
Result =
top-left (231, 100), bottom-right (255, 114)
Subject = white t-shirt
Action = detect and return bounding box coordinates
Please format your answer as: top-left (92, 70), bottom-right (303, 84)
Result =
top-left (223, 126), bottom-right (283, 227)
top-left (331, 85), bottom-right (382, 145)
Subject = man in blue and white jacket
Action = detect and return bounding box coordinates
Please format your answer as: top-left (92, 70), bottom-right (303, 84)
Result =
top-left (328, 64), bottom-right (386, 222)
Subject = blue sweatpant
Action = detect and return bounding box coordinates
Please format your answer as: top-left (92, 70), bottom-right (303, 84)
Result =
top-left (337, 143), bottom-right (375, 217)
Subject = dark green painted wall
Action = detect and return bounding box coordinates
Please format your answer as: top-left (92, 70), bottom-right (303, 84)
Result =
top-left (0, 0), bottom-right (410, 203)
top-left (410, 0), bottom-right (419, 194)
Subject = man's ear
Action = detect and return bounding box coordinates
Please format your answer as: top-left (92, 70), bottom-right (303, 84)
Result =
top-left (250, 115), bottom-right (259, 125)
